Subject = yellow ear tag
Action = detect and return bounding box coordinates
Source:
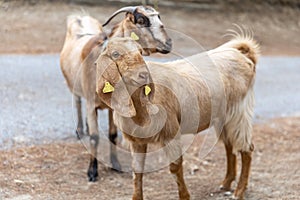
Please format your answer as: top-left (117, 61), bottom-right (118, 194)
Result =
top-left (145, 85), bottom-right (151, 96)
top-left (103, 81), bottom-right (114, 93)
top-left (131, 32), bottom-right (139, 41)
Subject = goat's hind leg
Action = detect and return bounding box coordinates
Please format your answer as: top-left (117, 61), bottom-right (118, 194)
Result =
top-left (108, 109), bottom-right (121, 171)
top-left (220, 141), bottom-right (237, 192)
top-left (74, 94), bottom-right (84, 139)
top-left (232, 148), bottom-right (253, 200)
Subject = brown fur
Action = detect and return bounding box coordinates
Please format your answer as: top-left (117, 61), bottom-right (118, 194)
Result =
top-left (96, 37), bottom-right (260, 200)
top-left (81, 33), bottom-right (106, 61)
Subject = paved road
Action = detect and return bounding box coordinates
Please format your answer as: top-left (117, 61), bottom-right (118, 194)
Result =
top-left (0, 55), bottom-right (299, 149)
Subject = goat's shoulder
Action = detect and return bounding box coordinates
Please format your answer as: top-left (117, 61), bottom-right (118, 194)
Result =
top-left (81, 33), bottom-right (107, 61)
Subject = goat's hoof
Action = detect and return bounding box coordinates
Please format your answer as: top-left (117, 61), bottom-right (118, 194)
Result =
top-left (230, 195), bottom-right (240, 200)
top-left (88, 175), bottom-right (97, 182)
top-left (111, 155), bottom-right (122, 172)
top-left (76, 129), bottom-right (85, 139)
top-left (230, 193), bottom-right (244, 200)
top-left (179, 194), bottom-right (190, 200)
top-left (87, 159), bottom-right (98, 182)
top-left (87, 170), bottom-right (98, 182)
top-left (132, 195), bottom-right (143, 200)
top-left (219, 185), bottom-right (232, 192)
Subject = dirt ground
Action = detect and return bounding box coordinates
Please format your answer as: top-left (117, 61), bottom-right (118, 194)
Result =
top-left (0, 117), bottom-right (299, 200)
top-left (1, 1), bottom-right (300, 200)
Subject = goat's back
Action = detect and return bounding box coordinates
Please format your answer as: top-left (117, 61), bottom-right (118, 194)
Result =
top-left (146, 39), bottom-right (258, 135)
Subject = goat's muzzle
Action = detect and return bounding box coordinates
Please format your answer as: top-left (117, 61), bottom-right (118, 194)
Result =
top-left (123, 66), bottom-right (150, 87)
top-left (158, 38), bottom-right (172, 54)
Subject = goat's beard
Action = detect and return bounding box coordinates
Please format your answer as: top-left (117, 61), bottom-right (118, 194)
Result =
top-left (136, 46), bottom-right (155, 56)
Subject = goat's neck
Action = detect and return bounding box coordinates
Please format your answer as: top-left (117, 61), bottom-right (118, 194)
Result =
top-left (130, 88), bottom-right (151, 127)
top-left (109, 21), bottom-right (126, 38)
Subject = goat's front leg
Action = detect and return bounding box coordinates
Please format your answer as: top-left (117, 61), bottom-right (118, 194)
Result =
top-left (170, 156), bottom-right (190, 200)
top-left (108, 109), bottom-right (121, 171)
top-left (233, 147), bottom-right (253, 200)
top-left (74, 94), bottom-right (84, 139)
top-left (220, 142), bottom-right (237, 191)
top-left (164, 140), bottom-right (190, 200)
top-left (86, 103), bottom-right (99, 182)
top-left (130, 143), bottom-right (147, 200)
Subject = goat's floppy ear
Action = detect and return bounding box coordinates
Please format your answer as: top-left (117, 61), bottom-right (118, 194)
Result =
top-left (96, 55), bottom-right (136, 117)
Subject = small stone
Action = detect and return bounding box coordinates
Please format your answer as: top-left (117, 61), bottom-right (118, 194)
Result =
top-left (189, 164), bottom-right (199, 175)
top-left (14, 179), bottom-right (24, 186)
top-left (224, 191), bottom-right (232, 196)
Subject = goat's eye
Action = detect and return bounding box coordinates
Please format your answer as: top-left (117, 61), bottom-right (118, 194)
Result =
top-left (111, 51), bottom-right (120, 59)
top-left (137, 17), bottom-right (145, 25)
top-left (158, 15), bottom-right (161, 20)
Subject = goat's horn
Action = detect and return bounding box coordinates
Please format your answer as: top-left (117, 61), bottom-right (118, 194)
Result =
top-left (102, 6), bottom-right (137, 27)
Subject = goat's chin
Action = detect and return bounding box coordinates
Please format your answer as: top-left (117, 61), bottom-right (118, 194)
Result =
top-left (142, 50), bottom-right (151, 56)
top-left (158, 49), bottom-right (171, 54)
top-left (156, 47), bottom-right (171, 54)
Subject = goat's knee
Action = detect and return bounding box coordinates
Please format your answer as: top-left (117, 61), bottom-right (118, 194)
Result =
top-left (169, 157), bottom-right (190, 200)
top-left (90, 134), bottom-right (99, 148)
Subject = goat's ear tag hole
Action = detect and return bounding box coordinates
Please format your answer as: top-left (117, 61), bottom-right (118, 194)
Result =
top-left (145, 85), bottom-right (151, 96)
top-left (103, 81), bottom-right (114, 93)
top-left (131, 32), bottom-right (139, 41)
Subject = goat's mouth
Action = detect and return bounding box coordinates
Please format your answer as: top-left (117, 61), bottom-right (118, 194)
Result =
top-left (158, 48), bottom-right (171, 54)
top-left (156, 40), bottom-right (172, 54)
top-left (129, 79), bottom-right (149, 87)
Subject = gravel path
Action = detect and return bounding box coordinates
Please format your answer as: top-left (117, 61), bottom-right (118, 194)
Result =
top-left (0, 55), bottom-right (300, 149)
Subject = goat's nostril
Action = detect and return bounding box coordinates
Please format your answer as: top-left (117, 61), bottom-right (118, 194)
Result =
top-left (166, 38), bottom-right (172, 46)
top-left (139, 72), bottom-right (149, 80)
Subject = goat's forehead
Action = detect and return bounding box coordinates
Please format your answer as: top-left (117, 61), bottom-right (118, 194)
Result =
top-left (81, 16), bottom-right (97, 24)
top-left (137, 6), bottom-right (159, 16)
top-left (108, 40), bottom-right (139, 52)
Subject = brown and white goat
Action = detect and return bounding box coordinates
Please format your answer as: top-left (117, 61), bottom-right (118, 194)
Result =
top-left (95, 37), bottom-right (259, 199)
top-left (60, 6), bottom-right (172, 182)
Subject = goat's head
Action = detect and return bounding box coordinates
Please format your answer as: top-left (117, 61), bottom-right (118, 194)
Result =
top-left (67, 15), bottom-right (102, 38)
top-left (103, 6), bottom-right (172, 55)
top-left (96, 37), bottom-right (155, 118)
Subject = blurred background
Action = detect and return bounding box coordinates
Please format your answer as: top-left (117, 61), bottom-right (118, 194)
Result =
top-left (1, 0), bottom-right (300, 54)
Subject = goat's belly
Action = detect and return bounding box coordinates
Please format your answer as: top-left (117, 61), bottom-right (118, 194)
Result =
top-left (180, 121), bottom-right (210, 135)
top-left (61, 67), bottom-right (83, 97)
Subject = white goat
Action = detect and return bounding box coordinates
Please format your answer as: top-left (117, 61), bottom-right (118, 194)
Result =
top-left (60, 6), bottom-right (172, 182)
top-left (95, 36), bottom-right (259, 200)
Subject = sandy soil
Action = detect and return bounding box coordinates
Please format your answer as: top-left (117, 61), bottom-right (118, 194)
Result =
top-left (0, 117), bottom-right (299, 200)
top-left (0, 1), bottom-right (300, 55)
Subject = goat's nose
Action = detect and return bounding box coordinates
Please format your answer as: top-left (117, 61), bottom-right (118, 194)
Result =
top-left (138, 71), bottom-right (149, 80)
top-left (166, 38), bottom-right (172, 47)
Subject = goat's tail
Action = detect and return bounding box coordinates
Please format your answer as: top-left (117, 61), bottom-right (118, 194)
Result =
top-left (222, 29), bottom-right (260, 65)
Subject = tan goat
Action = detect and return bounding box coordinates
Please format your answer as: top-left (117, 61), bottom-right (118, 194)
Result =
top-left (60, 6), bottom-right (172, 181)
top-left (95, 36), bottom-right (259, 199)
